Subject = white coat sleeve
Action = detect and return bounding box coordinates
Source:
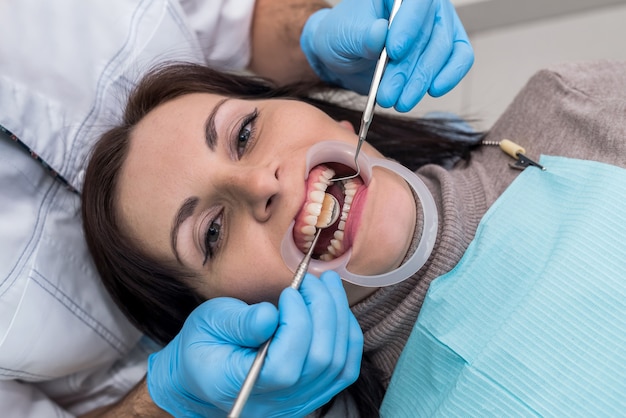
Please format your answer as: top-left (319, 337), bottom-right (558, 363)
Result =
top-left (178, 0), bottom-right (256, 70)
top-left (0, 381), bottom-right (74, 418)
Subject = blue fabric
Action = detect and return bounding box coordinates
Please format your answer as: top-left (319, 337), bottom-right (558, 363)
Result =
top-left (381, 156), bottom-right (626, 417)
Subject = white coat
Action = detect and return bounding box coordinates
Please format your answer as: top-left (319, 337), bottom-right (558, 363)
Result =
top-left (0, 0), bottom-right (253, 415)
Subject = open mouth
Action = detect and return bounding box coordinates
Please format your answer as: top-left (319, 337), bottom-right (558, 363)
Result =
top-left (292, 163), bottom-right (365, 260)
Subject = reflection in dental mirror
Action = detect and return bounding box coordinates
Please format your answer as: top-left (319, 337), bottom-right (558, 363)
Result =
top-left (281, 141), bottom-right (438, 287)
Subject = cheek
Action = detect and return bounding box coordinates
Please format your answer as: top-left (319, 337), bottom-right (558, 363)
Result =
top-left (276, 104), bottom-right (355, 144)
top-left (347, 170), bottom-right (416, 275)
top-left (198, 236), bottom-right (296, 305)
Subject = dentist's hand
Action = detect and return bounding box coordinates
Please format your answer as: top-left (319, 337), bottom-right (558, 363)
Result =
top-left (146, 271), bottom-right (363, 417)
top-left (301, 0), bottom-right (473, 112)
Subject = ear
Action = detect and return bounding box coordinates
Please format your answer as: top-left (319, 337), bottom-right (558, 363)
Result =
top-left (337, 120), bottom-right (355, 133)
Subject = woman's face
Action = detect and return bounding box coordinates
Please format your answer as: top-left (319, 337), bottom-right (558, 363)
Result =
top-left (118, 93), bottom-right (416, 304)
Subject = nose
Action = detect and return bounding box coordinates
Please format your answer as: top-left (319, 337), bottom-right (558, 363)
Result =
top-left (228, 163), bottom-right (280, 222)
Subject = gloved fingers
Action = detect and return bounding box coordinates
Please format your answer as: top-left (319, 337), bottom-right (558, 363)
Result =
top-left (343, 70), bottom-right (379, 96)
top-left (194, 297), bottom-right (278, 347)
top-left (377, 0), bottom-right (474, 110)
top-left (183, 345), bottom-right (249, 409)
top-left (376, 42), bottom-right (426, 109)
top-left (265, 272), bottom-right (362, 417)
top-left (394, 4), bottom-right (456, 111)
top-left (325, 314), bottom-right (364, 394)
top-left (357, 18), bottom-right (390, 62)
top-left (168, 299), bottom-right (279, 409)
top-left (225, 273), bottom-right (362, 417)
top-left (319, 271), bottom-right (351, 377)
top-left (324, 18), bottom-right (387, 94)
top-left (326, 0), bottom-right (386, 62)
top-left (321, 271), bottom-right (363, 384)
top-left (258, 287), bottom-right (313, 390)
top-left (292, 313), bottom-right (364, 416)
top-left (324, 16), bottom-right (387, 67)
top-left (375, 0), bottom-right (439, 109)
top-left (326, 18), bottom-right (387, 84)
top-left (300, 4), bottom-right (389, 94)
top-left (296, 273), bottom-right (339, 380)
top-left (306, 271), bottom-right (362, 389)
top-left (429, 7), bottom-right (474, 97)
top-left (346, 313), bottom-right (364, 381)
top-left (385, 0), bottom-right (437, 61)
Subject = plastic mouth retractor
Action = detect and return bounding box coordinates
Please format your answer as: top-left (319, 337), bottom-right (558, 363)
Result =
top-left (280, 141), bottom-right (438, 287)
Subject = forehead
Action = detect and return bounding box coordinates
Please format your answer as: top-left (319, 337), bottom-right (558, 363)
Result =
top-left (135, 93), bottom-right (225, 140)
top-left (122, 92), bottom-right (232, 183)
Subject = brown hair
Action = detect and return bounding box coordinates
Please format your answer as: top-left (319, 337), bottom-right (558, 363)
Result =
top-left (81, 62), bottom-right (483, 415)
top-left (81, 63), bottom-right (331, 344)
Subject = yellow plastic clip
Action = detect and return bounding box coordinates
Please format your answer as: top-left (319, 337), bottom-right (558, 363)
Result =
top-left (499, 139), bottom-right (525, 159)
top-left (500, 138), bottom-right (546, 171)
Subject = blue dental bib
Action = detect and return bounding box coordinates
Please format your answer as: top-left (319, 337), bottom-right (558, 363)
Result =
top-left (381, 156), bottom-right (626, 417)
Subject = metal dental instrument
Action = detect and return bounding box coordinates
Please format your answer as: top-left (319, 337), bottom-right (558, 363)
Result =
top-left (228, 195), bottom-right (340, 418)
top-left (333, 0), bottom-right (404, 183)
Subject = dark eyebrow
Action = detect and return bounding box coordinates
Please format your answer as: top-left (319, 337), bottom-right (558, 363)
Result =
top-left (204, 98), bottom-right (230, 151)
top-left (171, 196), bottom-right (199, 263)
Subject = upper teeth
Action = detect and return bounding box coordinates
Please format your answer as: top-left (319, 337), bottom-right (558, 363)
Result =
top-left (300, 166), bottom-right (360, 259)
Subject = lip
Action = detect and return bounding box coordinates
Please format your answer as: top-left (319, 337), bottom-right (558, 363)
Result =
top-left (343, 183), bottom-right (366, 251)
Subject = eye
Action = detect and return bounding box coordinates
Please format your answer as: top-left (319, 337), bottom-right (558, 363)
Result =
top-left (237, 126), bottom-right (251, 150)
top-left (202, 211), bottom-right (223, 265)
top-left (235, 109), bottom-right (258, 159)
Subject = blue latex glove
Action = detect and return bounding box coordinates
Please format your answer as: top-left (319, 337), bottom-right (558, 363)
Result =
top-left (146, 271), bottom-right (363, 417)
top-left (301, 0), bottom-right (473, 112)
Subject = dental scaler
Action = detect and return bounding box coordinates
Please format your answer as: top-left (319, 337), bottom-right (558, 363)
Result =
top-left (333, 0), bottom-right (403, 183)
